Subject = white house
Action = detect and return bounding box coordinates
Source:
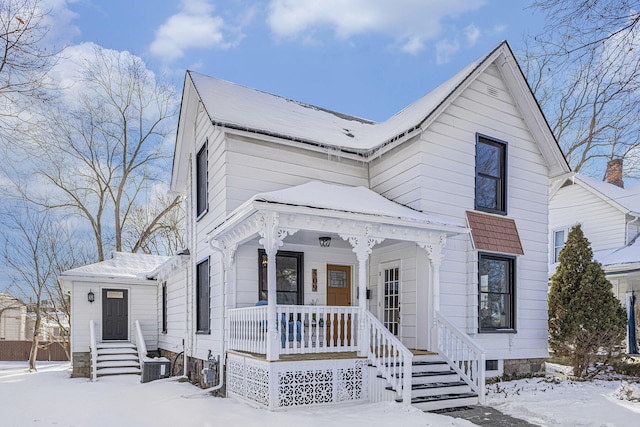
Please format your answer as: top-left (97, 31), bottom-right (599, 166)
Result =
top-left (0, 294), bottom-right (28, 341)
top-left (549, 160), bottom-right (640, 352)
top-left (61, 40), bottom-right (570, 411)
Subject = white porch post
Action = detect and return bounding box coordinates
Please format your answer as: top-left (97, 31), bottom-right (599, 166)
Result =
top-left (209, 238), bottom-right (238, 354)
top-left (419, 234), bottom-right (446, 351)
top-left (257, 212), bottom-right (297, 361)
top-left (341, 227), bottom-right (383, 356)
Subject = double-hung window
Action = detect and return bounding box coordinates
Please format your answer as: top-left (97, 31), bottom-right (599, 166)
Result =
top-left (553, 229), bottom-right (566, 263)
top-left (476, 135), bottom-right (507, 214)
top-left (478, 253), bottom-right (515, 332)
top-left (196, 258), bottom-right (210, 333)
top-left (161, 282), bottom-right (168, 334)
top-left (258, 250), bottom-right (304, 305)
top-left (196, 142), bottom-right (208, 218)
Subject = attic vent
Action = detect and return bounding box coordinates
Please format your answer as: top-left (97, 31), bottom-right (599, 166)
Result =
top-left (486, 85), bottom-right (499, 98)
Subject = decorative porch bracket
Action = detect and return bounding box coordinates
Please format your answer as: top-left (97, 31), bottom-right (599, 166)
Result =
top-left (256, 211), bottom-right (298, 360)
top-left (210, 236), bottom-right (238, 346)
top-left (340, 225), bottom-right (384, 356)
top-left (417, 233), bottom-right (446, 350)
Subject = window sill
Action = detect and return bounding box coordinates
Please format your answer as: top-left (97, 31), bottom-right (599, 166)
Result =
top-left (478, 328), bottom-right (516, 334)
top-left (195, 208), bottom-right (208, 222)
top-left (195, 330), bottom-right (211, 335)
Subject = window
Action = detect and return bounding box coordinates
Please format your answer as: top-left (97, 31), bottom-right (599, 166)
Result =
top-left (476, 135), bottom-right (507, 214)
top-left (196, 258), bottom-right (210, 333)
top-left (258, 250), bottom-right (303, 305)
top-left (553, 229), bottom-right (566, 263)
top-left (161, 282), bottom-right (167, 334)
top-left (196, 142), bottom-right (208, 218)
top-left (478, 253), bottom-right (515, 332)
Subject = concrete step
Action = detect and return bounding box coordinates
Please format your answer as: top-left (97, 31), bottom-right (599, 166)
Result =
top-left (96, 366), bottom-right (141, 377)
top-left (97, 360), bottom-right (140, 369)
top-left (97, 354), bottom-right (139, 362)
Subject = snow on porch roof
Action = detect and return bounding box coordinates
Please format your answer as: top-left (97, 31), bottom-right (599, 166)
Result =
top-left (251, 181), bottom-right (464, 228)
top-left (60, 252), bottom-right (172, 280)
top-left (188, 43), bottom-right (494, 154)
top-left (595, 239), bottom-right (640, 271)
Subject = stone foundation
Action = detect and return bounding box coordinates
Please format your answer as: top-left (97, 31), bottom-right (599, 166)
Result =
top-left (503, 358), bottom-right (546, 379)
top-left (71, 352), bottom-right (90, 378)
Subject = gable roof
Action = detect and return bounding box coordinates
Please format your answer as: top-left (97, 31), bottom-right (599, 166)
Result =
top-left (553, 174), bottom-right (640, 216)
top-left (595, 239), bottom-right (640, 272)
top-left (173, 41), bottom-right (570, 191)
top-left (59, 252), bottom-right (171, 281)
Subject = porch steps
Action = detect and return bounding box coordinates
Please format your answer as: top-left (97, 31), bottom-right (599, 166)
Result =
top-left (383, 354), bottom-right (479, 412)
top-left (94, 342), bottom-right (141, 377)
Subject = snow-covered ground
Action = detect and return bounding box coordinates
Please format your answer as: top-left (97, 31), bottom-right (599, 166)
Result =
top-left (0, 361), bottom-right (638, 427)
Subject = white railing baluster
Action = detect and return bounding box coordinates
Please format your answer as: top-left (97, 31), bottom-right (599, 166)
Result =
top-left (435, 312), bottom-right (486, 405)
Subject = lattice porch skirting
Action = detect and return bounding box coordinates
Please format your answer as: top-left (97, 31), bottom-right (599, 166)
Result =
top-left (226, 352), bottom-right (369, 410)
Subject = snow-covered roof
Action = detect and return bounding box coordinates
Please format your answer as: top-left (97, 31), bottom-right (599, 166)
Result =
top-left (252, 181), bottom-right (462, 228)
top-left (188, 46), bottom-right (487, 155)
top-left (595, 239), bottom-right (640, 271)
top-left (60, 252), bottom-right (172, 280)
top-left (572, 174), bottom-right (640, 215)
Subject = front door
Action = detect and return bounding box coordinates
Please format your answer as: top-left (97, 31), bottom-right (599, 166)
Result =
top-left (102, 289), bottom-right (128, 340)
top-left (326, 265), bottom-right (352, 346)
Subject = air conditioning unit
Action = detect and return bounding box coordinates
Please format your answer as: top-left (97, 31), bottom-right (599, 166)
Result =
top-left (141, 357), bottom-right (171, 383)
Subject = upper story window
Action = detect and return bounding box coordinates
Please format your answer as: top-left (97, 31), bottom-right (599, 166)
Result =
top-left (196, 142), bottom-right (208, 218)
top-left (475, 135), bottom-right (507, 215)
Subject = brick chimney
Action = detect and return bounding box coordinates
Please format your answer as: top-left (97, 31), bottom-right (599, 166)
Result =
top-left (605, 158), bottom-right (624, 188)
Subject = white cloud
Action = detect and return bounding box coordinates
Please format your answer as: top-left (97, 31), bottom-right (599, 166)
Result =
top-left (435, 39), bottom-right (460, 65)
top-left (149, 0), bottom-right (239, 62)
top-left (267, 0), bottom-right (485, 56)
top-left (464, 24), bottom-right (481, 47)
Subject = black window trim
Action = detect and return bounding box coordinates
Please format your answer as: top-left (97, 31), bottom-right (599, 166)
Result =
top-left (478, 252), bottom-right (516, 333)
top-left (196, 257), bottom-right (211, 334)
top-left (258, 249), bottom-right (304, 305)
top-left (475, 133), bottom-right (508, 215)
top-left (195, 140), bottom-right (208, 221)
top-left (161, 281), bottom-right (168, 334)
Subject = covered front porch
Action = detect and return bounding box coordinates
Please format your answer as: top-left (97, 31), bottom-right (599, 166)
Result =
top-left (209, 182), bottom-right (485, 409)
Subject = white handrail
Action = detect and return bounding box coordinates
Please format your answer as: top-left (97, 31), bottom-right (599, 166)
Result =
top-left (435, 312), bottom-right (486, 404)
top-left (363, 310), bottom-right (413, 406)
top-left (89, 320), bottom-right (97, 382)
top-left (134, 320), bottom-right (147, 367)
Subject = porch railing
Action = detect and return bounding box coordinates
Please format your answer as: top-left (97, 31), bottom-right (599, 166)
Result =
top-left (435, 312), bottom-right (486, 404)
top-left (228, 305), bottom-right (360, 356)
top-left (89, 320), bottom-right (97, 382)
top-left (363, 310), bottom-right (413, 405)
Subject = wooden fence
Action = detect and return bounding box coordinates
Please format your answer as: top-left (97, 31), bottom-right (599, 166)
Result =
top-left (0, 341), bottom-right (69, 361)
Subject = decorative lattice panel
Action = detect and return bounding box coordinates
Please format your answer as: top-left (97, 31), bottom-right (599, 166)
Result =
top-left (245, 360), bottom-right (270, 407)
top-left (227, 353), bottom-right (368, 410)
top-left (278, 369), bottom-right (334, 407)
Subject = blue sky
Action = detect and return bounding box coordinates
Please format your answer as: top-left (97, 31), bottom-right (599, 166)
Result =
top-left (49, 0), bottom-right (546, 122)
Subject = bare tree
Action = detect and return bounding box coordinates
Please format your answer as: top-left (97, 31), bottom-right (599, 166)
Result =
top-left (23, 45), bottom-right (180, 260)
top-left (525, 1), bottom-right (640, 179)
top-left (0, 0), bottom-right (57, 140)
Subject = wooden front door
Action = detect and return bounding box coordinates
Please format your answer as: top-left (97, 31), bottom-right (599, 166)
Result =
top-left (102, 289), bottom-right (128, 340)
top-left (326, 265), bottom-right (351, 346)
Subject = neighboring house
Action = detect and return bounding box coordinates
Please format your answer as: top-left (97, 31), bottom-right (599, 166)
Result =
top-left (61, 40), bottom-right (570, 411)
top-left (549, 160), bottom-right (640, 351)
top-left (0, 294), bottom-right (28, 341)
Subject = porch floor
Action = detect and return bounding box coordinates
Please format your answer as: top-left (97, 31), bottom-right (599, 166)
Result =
top-left (227, 348), bottom-right (436, 362)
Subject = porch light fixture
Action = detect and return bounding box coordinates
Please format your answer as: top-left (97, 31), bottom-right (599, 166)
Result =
top-left (87, 290), bottom-right (95, 304)
top-left (261, 252), bottom-right (268, 266)
top-left (319, 236), bottom-right (331, 247)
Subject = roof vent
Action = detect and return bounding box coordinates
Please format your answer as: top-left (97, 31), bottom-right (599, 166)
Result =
top-left (486, 85), bottom-right (499, 98)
